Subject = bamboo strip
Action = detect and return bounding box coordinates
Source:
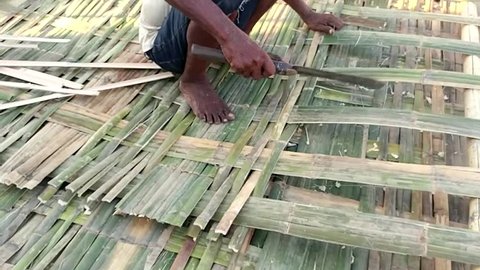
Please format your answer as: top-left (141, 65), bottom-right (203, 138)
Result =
top-left (0, 81), bottom-right (97, 95)
top-left (0, 67), bottom-right (83, 89)
top-left (0, 35), bottom-right (70, 43)
top-left (44, 105), bottom-right (480, 198)
top-left (462, 3), bottom-right (480, 270)
top-left (0, 72), bottom-right (173, 110)
top-left (0, 60), bottom-right (161, 69)
top-left (0, 43), bottom-right (38, 49)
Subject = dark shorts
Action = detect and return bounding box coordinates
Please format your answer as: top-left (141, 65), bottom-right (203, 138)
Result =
top-left (145, 0), bottom-right (259, 74)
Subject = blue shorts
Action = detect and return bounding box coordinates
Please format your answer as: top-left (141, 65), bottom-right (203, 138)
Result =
top-left (145, 0), bottom-right (259, 74)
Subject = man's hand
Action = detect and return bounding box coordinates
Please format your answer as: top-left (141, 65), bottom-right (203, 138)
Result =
top-left (220, 31), bottom-right (276, 80)
top-left (304, 13), bottom-right (344, 34)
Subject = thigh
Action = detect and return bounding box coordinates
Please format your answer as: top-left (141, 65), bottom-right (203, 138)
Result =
top-left (147, 0), bottom-right (260, 74)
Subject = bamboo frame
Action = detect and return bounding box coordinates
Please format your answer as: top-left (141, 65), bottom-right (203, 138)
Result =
top-left (462, 3), bottom-right (480, 270)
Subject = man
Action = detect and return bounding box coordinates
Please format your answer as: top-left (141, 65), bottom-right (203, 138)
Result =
top-left (139, 0), bottom-right (343, 124)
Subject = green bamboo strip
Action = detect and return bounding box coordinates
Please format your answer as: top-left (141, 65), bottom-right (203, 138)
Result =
top-left (320, 67), bottom-right (480, 88)
top-left (98, 102), bottom-right (155, 160)
top-left (336, 5), bottom-right (480, 25)
top-left (274, 106), bottom-right (480, 139)
top-left (31, 225), bottom-right (80, 270)
top-left (48, 141), bottom-right (107, 188)
top-left (193, 170), bottom-right (240, 230)
top-left (144, 113), bottom-right (195, 172)
top-left (77, 106), bottom-right (131, 156)
top-left (231, 79), bottom-right (284, 194)
top-left (13, 221), bottom-right (63, 270)
top-left (34, 204), bottom-right (83, 265)
top-left (160, 175), bottom-right (213, 226)
top-left (322, 29), bottom-right (480, 55)
top-left (197, 236), bottom-right (223, 270)
top-left (49, 203), bottom-right (116, 270)
top-left (193, 193), bottom-right (480, 265)
top-left (88, 151), bottom-right (148, 203)
top-left (65, 147), bottom-right (125, 193)
top-left (210, 123), bottom-right (257, 190)
top-left (112, 165), bottom-right (166, 212)
top-left (0, 186), bottom-right (26, 211)
top-left (100, 153), bottom-right (149, 202)
top-left (41, 107), bottom-right (480, 198)
top-left (0, 187), bottom-right (41, 245)
top-left (119, 105), bottom-right (177, 167)
top-left (148, 171), bottom-right (198, 219)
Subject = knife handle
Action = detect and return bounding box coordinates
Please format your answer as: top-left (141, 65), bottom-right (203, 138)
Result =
top-left (190, 44), bottom-right (295, 75)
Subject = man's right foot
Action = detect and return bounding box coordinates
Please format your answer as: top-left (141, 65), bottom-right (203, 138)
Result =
top-left (179, 75), bottom-right (235, 124)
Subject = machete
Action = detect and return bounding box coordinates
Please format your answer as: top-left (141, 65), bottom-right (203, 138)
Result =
top-left (191, 44), bottom-right (384, 89)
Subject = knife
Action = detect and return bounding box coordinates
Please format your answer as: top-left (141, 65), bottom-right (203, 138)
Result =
top-left (191, 44), bottom-right (384, 89)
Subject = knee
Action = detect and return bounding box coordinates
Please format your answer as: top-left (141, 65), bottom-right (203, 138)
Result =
top-left (215, 0), bottom-right (247, 15)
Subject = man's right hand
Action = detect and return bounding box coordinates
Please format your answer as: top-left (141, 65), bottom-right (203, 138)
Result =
top-left (219, 31), bottom-right (276, 80)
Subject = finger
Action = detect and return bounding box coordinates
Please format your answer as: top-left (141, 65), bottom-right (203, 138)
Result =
top-left (313, 24), bottom-right (333, 34)
top-left (261, 58), bottom-right (276, 77)
top-left (251, 65), bottom-right (262, 80)
top-left (325, 14), bottom-right (344, 30)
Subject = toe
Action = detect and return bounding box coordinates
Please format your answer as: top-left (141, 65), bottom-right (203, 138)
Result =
top-left (199, 113), bottom-right (208, 123)
top-left (207, 114), bottom-right (215, 124)
top-left (225, 110), bottom-right (235, 121)
top-left (213, 114), bottom-right (223, 124)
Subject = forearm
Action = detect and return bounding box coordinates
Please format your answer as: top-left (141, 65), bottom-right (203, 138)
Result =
top-left (165, 0), bottom-right (240, 44)
top-left (282, 0), bottom-right (315, 21)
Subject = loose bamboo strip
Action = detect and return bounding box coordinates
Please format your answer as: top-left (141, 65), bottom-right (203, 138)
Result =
top-left (0, 60), bottom-right (161, 69)
top-left (169, 237), bottom-right (196, 270)
top-left (0, 34), bottom-right (70, 43)
top-left (462, 3), bottom-right (480, 270)
top-left (0, 93), bottom-right (67, 111)
top-left (0, 81), bottom-right (97, 95)
top-left (0, 43), bottom-right (38, 49)
top-left (0, 67), bottom-right (83, 89)
top-left (0, 72), bottom-right (173, 110)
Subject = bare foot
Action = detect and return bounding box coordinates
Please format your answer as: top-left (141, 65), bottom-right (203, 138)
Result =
top-left (179, 75), bottom-right (235, 124)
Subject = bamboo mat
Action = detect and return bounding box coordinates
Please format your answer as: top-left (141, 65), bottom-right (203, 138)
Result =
top-left (1, 0), bottom-right (480, 269)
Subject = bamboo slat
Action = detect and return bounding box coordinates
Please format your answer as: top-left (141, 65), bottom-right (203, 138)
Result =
top-left (462, 3), bottom-right (480, 270)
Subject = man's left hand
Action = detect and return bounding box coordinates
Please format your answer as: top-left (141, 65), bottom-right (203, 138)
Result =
top-left (304, 13), bottom-right (344, 34)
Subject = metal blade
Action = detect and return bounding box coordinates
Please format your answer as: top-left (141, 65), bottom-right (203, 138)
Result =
top-left (292, 66), bottom-right (384, 89)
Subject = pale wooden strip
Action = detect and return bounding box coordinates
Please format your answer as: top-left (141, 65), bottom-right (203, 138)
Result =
top-left (0, 73), bottom-right (174, 111)
top-left (215, 171), bottom-right (262, 235)
top-left (0, 81), bottom-right (98, 95)
top-left (87, 72), bottom-right (174, 92)
top-left (462, 3), bottom-right (480, 270)
top-left (0, 60), bottom-right (161, 69)
top-left (0, 94), bottom-right (68, 111)
top-left (0, 43), bottom-right (38, 49)
top-left (0, 67), bottom-right (84, 89)
top-left (0, 35), bottom-right (70, 43)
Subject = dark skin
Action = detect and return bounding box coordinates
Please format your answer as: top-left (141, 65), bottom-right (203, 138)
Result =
top-left (166, 0), bottom-right (344, 124)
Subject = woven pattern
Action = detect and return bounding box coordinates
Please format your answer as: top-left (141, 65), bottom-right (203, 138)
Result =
top-left (1, 0), bottom-right (480, 268)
